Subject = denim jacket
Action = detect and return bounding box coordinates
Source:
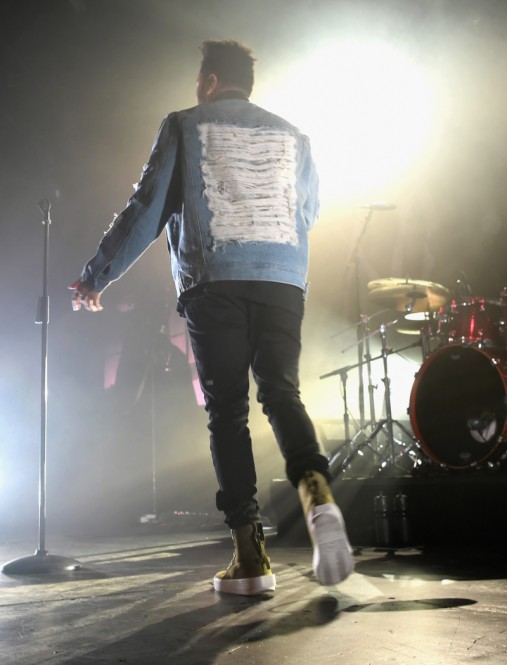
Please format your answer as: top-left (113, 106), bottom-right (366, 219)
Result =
top-left (81, 94), bottom-right (320, 298)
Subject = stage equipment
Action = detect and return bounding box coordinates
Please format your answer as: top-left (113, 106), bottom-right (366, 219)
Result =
top-left (2, 201), bottom-right (81, 575)
top-left (321, 321), bottom-right (422, 477)
top-left (345, 204), bottom-right (397, 428)
top-left (368, 277), bottom-right (449, 315)
top-left (409, 344), bottom-right (507, 469)
top-left (139, 325), bottom-right (171, 525)
top-left (333, 311), bottom-right (388, 442)
top-left (139, 358), bottom-right (159, 525)
top-left (395, 311), bottom-right (442, 359)
top-left (436, 296), bottom-right (507, 349)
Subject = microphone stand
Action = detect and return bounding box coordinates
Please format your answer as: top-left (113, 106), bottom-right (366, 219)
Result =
top-left (2, 200), bottom-right (81, 574)
top-left (139, 346), bottom-right (160, 524)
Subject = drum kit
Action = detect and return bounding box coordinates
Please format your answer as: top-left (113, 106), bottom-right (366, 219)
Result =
top-left (323, 277), bottom-right (507, 475)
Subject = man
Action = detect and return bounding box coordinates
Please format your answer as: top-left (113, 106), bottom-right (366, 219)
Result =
top-left (71, 40), bottom-right (353, 595)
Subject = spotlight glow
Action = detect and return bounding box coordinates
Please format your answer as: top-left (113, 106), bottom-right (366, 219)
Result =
top-left (258, 39), bottom-right (439, 205)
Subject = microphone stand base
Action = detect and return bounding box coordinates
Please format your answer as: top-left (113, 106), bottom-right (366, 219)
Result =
top-left (1, 550), bottom-right (81, 575)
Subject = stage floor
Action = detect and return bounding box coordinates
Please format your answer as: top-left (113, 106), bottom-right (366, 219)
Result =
top-left (1, 521), bottom-right (506, 665)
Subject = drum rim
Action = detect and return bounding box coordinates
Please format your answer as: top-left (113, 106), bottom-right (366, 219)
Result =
top-left (409, 344), bottom-right (507, 469)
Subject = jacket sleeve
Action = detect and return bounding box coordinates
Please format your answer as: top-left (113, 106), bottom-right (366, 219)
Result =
top-left (81, 113), bottom-right (180, 293)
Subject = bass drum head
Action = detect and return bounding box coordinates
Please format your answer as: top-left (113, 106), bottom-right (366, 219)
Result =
top-left (409, 345), bottom-right (507, 468)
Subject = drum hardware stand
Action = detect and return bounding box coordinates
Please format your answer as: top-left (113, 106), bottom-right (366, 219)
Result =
top-left (333, 309), bottom-right (391, 437)
top-left (325, 315), bottom-right (400, 453)
top-left (322, 324), bottom-right (422, 477)
top-left (362, 313), bottom-right (378, 429)
top-left (330, 314), bottom-right (381, 444)
top-left (419, 314), bottom-right (435, 360)
top-left (347, 210), bottom-right (372, 428)
top-left (330, 364), bottom-right (355, 445)
top-left (346, 204), bottom-right (386, 428)
top-left (345, 204), bottom-right (395, 427)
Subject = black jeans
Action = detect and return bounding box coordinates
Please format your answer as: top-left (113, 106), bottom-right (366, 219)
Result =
top-left (182, 283), bottom-right (329, 528)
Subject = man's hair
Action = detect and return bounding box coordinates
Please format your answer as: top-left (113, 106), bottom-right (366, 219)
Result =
top-left (199, 40), bottom-right (255, 96)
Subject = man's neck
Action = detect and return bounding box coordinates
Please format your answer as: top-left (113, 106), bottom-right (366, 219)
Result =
top-left (211, 89), bottom-right (249, 102)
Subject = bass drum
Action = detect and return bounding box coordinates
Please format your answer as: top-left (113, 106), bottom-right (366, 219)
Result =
top-left (409, 344), bottom-right (507, 469)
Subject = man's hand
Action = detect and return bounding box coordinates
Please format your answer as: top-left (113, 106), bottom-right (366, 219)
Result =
top-left (69, 280), bottom-right (104, 312)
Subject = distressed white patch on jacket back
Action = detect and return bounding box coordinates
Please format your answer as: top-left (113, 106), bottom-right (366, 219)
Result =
top-left (198, 123), bottom-right (298, 246)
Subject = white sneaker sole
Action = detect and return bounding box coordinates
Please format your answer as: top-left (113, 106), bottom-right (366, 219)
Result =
top-left (307, 503), bottom-right (354, 585)
top-left (213, 573), bottom-right (276, 595)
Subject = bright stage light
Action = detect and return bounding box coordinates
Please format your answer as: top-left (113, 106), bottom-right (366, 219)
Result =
top-left (257, 39), bottom-right (439, 205)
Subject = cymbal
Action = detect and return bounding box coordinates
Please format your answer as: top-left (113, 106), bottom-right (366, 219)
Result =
top-left (368, 278), bottom-right (449, 313)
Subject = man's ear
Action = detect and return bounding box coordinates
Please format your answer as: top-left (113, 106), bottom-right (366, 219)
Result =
top-left (206, 73), bottom-right (219, 100)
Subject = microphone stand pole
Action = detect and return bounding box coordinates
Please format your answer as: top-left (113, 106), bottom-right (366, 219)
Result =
top-left (2, 200), bottom-right (81, 574)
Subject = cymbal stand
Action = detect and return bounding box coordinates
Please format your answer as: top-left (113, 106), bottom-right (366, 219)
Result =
top-left (339, 310), bottom-right (389, 433)
top-left (331, 312), bottom-right (385, 449)
top-left (324, 325), bottom-right (422, 477)
top-left (361, 313), bottom-right (377, 429)
top-left (335, 366), bottom-right (352, 444)
top-left (346, 208), bottom-right (373, 428)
